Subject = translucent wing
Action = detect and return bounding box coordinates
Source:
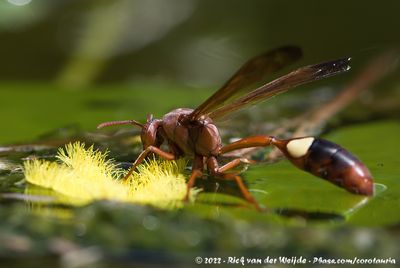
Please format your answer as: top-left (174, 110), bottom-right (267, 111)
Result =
top-left (209, 57), bottom-right (351, 119)
top-left (188, 46), bottom-right (302, 120)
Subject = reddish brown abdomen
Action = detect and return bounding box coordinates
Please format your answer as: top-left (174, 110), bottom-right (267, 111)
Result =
top-left (306, 139), bottom-right (373, 195)
top-left (275, 138), bottom-right (374, 196)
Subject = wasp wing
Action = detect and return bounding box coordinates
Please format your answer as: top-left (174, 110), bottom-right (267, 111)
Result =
top-left (208, 57), bottom-right (351, 119)
top-left (188, 46), bottom-right (302, 120)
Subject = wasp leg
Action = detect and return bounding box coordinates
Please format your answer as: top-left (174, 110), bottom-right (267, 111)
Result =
top-left (184, 155), bottom-right (204, 201)
top-left (218, 158), bottom-right (256, 173)
top-left (123, 146), bottom-right (176, 180)
top-left (207, 156), bottom-right (262, 211)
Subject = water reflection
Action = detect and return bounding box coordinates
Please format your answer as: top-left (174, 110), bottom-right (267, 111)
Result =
top-left (275, 208), bottom-right (345, 222)
top-left (7, 0), bottom-right (32, 6)
top-left (194, 174), bottom-right (381, 223)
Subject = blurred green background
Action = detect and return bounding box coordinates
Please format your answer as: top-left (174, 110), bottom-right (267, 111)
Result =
top-left (0, 0), bottom-right (399, 267)
top-left (0, 0), bottom-right (400, 143)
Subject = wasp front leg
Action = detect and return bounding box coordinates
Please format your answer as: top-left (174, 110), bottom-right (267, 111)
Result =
top-left (123, 146), bottom-right (176, 180)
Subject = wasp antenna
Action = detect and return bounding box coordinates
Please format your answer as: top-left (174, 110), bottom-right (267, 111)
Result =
top-left (97, 120), bottom-right (144, 129)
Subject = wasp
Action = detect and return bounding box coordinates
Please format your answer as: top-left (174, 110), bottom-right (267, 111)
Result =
top-left (98, 46), bottom-right (373, 210)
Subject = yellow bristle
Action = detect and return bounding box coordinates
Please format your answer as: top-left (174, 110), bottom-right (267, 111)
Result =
top-left (23, 142), bottom-right (198, 209)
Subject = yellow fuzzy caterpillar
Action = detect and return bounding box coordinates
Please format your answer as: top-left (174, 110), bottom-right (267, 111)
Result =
top-left (24, 142), bottom-right (197, 209)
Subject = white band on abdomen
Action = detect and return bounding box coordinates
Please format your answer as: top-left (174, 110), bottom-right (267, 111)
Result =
top-left (286, 137), bottom-right (315, 158)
